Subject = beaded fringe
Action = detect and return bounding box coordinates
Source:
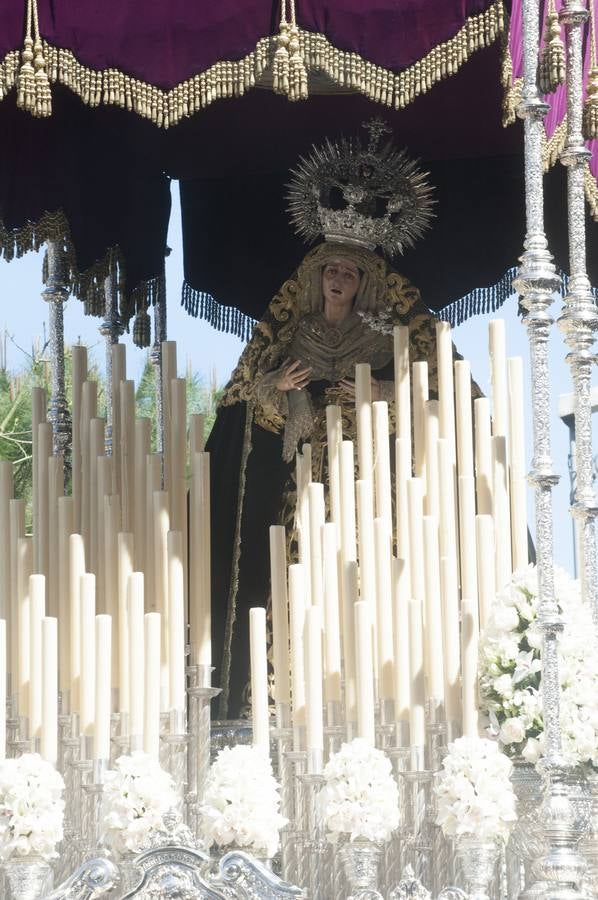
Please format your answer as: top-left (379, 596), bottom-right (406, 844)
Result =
top-left (437, 268), bottom-right (517, 327)
top-left (181, 282), bottom-right (255, 342)
top-left (0, 1), bottom-right (505, 127)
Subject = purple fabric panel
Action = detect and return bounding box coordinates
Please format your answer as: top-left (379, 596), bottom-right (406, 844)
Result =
top-left (508, 0), bottom-right (523, 78)
top-left (2, 0), bottom-right (497, 88)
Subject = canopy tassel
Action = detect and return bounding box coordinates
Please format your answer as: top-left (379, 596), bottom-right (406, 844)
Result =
top-left (538, 0), bottom-right (566, 95)
top-left (583, 3), bottom-right (598, 139)
top-left (17, 0), bottom-right (51, 116)
top-left (287, 1), bottom-right (308, 101)
top-left (272, 2), bottom-right (291, 96)
top-left (272, 1), bottom-right (307, 101)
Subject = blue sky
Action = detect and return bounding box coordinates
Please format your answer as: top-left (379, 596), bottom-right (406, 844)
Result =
top-left (0, 184), bottom-right (589, 574)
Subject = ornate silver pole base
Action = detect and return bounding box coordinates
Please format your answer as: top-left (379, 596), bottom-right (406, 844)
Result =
top-left (99, 251), bottom-right (124, 458)
top-left (43, 239), bottom-right (71, 462)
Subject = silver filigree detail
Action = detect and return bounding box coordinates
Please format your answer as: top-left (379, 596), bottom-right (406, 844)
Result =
top-left (121, 845), bottom-right (219, 899)
top-left (99, 251), bottom-right (124, 458)
top-left (219, 851), bottom-right (304, 898)
top-left (43, 857), bottom-right (120, 899)
top-left (287, 119), bottom-right (435, 257)
top-left (389, 864), bottom-right (431, 899)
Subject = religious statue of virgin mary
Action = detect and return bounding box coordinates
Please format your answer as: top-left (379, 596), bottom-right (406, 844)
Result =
top-left (207, 120), bottom-right (457, 718)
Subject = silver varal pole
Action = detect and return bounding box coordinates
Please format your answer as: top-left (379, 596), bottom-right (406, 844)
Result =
top-left (558, 0), bottom-right (598, 624)
top-left (151, 270), bottom-right (167, 474)
top-left (99, 251), bottom-right (123, 457)
top-left (513, 0), bottom-right (591, 893)
top-left (43, 239), bottom-right (71, 460)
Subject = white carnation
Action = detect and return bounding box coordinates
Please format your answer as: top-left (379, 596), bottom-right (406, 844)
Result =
top-left (0, 754), bottom-right (65, 862)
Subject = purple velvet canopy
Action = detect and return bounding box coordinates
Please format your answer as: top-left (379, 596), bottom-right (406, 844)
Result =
top-left (0, 0), bottom-right (596, 337)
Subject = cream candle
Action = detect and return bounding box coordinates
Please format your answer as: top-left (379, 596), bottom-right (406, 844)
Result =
top-left (458, 475), bottom-right (478, 608)
top-left (395, 437), bottom-right (412, 597)
top-left (128, 573), bottom-right (145, 746)
top-left (408, 596), bottom-right (426, 748)
top-left (143, 612), bottom-right (161, 758)
top-left (308, 482), bottom-right (325, 607)
top-left (412, 361), bottom-right (428, 480)
top-left (79, 573), bottom-right (96, 741)
top-left (71, 345), bottom-right (87, 533)
top-left (289, 564), bottom-right (306, 727)
top-left (474, 397), bottom-right (493, 516)
top-left (476, 515), bottom-right (496, 631)
top-left (189, 413), bottom-right (205, 455)
top-left (461, 598), bottom-right (479, 739)
top-left (134, 418), bottom-right (151, 572)
top-left (492, 436), bottom-right (512, 590)
top-left (249, 607), bottom-right (270, 753)
top-left (392, 558), bottom-right (411, 725)
top-left (57, 497), bottom-right (74, 692)
top-left (41, 616), bottom-right (57, 766)
top-left (355, 363), bottom-right (374, 484)
top-left (373, 401), bottom-right (392, 532)
top-left (296, 445), bottom-right (312, 579)
top-left (340, 441), bottom-right (357, 565)
top-left (326, 405), bottom-right (343, 546)
top-left (68, 534), bottom-right (85, 713)
top-left (508, 357), bottom-right (528, 571)
top-left (0, 463), bottom-right (12, 625)
top-left (342, 560), bottom-right (359, 724)
top-left (322, 522), bottom-right (342, 704)
top-left (374, 518), bottom-right (394, 700)
top-left (117, 533), bottom-right (134, 716)
top-left (489, 319), bottom-right (508, 440)
top-left (190, 452), bottom-right (211, 666)
top-left (440, 556), bottom-right (461, 725)
top-left (454, 361), bottom-right (473, 480)
top-left (167, 531), bottom-right (186, 712)
top-left (153, 490), bottom-right (170, 711)
top-left (354, 600), bottom-right (375, 745)
top-left (436, 321), bottom-right (456, 457)
top-left (16, 536), bottom-right (32, 719)
top-left (0, 620), bottom-right (6, 759)
top-left (29, 574), bottom-right (46, 739)
top-left (305, 605), bottom-right (324, 761)
top-left (437, 437), bottom-right (457, 564)
top-left (269, 526), bottom-right (291, 704)
top-left (422, 517), bottom-right (445, 705)
top-left (94, 614), bottom-right (112, 761)
top-left (119, 380), bottom-right (136, 533)
top-left (393, 325), bottom-right (411, 444)
top-left (424, 400), bottom-right (440, 518)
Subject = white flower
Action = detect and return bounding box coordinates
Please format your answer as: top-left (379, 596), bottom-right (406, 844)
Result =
top-left (0, 754), bottom-right (65, 862)
top-left (499, 717), bottom-right (526, 745)
top-left (434, 737), bottom-right (517, 842)
top-left (320, 738), bottom-right (399, 844)
top-left (100, 752), bottom-right (179, 857)
top-left (198, 745), bottom-right (287, 859)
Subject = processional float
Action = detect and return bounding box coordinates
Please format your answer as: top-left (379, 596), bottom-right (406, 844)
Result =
top-left (1, 0), bottom-right (598, 897)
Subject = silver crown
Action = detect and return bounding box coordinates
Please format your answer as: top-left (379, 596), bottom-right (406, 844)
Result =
top-left (287, 119), bottom-right (435, 258)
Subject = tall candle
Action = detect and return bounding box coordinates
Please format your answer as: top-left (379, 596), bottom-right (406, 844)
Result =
top-left (189, 413), bottom-right (205, 455)
top-left (474, 398), bottom-right (493, 515)
top-left (395, 438), bottom-right (412, 596)
top-left (79, 574), bottom-right (96, 741)
top-left (437, 438), bottom-right (457, 563)
top-left (423, 517), bottom-right (445, 705)
top-left (31, 387), bottom-right (46, 575)
top-left (104, 493), bottom-right (121, 690)
top-left (249, 607), bottom-right (270, 753)
top-left (29, 574), bottom-right (46, 738)
top-left (0, 620), bottom-right (6, 759)
top-left (322, 523), bottom-right (341, 704)
top-left (288, 564), bottom-right (306, 727)
top-left (508, 357), bottom-right (528, 570)
top-left (296, 446), bottom-right (312, 578)
top-left (111, 342), bottom-right (126, 495)
top-left (80, 380), bottom-right (97, 553)
top-left (354, 601), bottom-right (375, 745)
top-left (41, 617), bottom-right (57, 765)
top-left (37, 422), bottom-right (52, 580)
top-left (342, 561), bottom-right (358, 723)
top-left (489, 319), bottom-right (508, 440)
top-left (476, 515), bottom-right (496, 631)
top-left (89, 417), bottom-right (105, 576)
top-left (96, 455), bottom-right (114, 610)
top-left (458, 475), bottom-right (478, 607)
top-left (9, 500), bottom-right (25, 691)
top-left (373, 401), bottom-right (392, 533)
top-left (454, 361), bottom-right (473, 480)
top-left (340, 441), bottom-right (357, 564)
top-left (406, 479), bottom-right (425, 610)
top-left (393, 325), bottom-right (411, 444)
top-left (412, 361), bottom-right (428, 480)
top-left (144, 453), bottom-right (161, 613)
top-left (424, 401), bottom-right (440, 518)
top-left (94, 614), bottom-right (112, 761)
top-left (356, 479), bottom-right (376, 611)
top-left (143, 612), bottom-right (161, 758)
top-left (47, 453), bottom-right (64, 619)
top-left (308, 483), bottom-right (325, 607)
top-left (374, 518), bottom-right (394, 700)
top-left (305, 605), bottom-right (324, 761)
top-left (153, 490), bottom-right (170, 710)
top-left (492, 435), bottom-right (512, 590)
top-left (355, 363), bottom-right (374, 484)
top-left (190, 452), bottom-right (211, 666)
top-left (69, 535), bottom-right (85, 713)
top-left (119, 380), bottom-right (136, 533)
top-left (169, 378), bottom-right (187, 545)
top-left (161, 341), bottom-right (177, 492)
top-left (392, 558), bottom-right (411, 725)
top-left (57, 497), bottom-right (74, 692)
top-left (16, 536), bottom-right (32, 719)
top-left (128, 573), bottom-right (145, 746)
top-left (408, 596), bottom-right (426, 748)
top-left (461, 598), bottom-right (479, 738)
top-left (117, 533), bottom-right (134, 716)
top-left (134, 418), bottom-right (151, 572)
top-left (167, 531), bottom-right (186, 712)
top-left (436, 321), bottom-right (456, 458)
top-left (326, 405), bottom-right (342, 546)
top-left (440, 556), bottom-right (461, 725)
top-left (269, 526), bottom-right (291, 704)
top-left (0, 462), bottom-right (12, 624)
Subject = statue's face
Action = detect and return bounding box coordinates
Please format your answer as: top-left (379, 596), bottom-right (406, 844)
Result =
top-left (322, 258), bottom-right (360, 309)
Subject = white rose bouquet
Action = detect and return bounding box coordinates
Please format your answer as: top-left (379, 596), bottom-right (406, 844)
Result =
top-left (320, 738), bottom-right (400, 843)
top-left (198, 745), bottom-right (287, 859)
top-left (0, 753), bottom-right (65, 861)
top-left (434, 737), bottom-right (517, 841)
top-left (101, 752), bottom-right (180, 856)
top-left (479, 565), bottom-right (598, 767)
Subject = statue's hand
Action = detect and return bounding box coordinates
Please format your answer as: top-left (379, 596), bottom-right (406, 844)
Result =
top-left (273, 358), bottom-right (312, 392)
top-left (338, 376), bottom-right (381, 401)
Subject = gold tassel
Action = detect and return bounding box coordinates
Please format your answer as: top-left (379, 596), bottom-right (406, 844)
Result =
top-left (16, 35), bottom-right (35, 111)
top-left (287, 1), bottom-right (307, 102)
top-left (33, 37), bottom-right (51, 116)
top-left (17, 0), bottom-right (52, 116)
top-left (538, 3), bottom-right (566, 95)
top-left (583, 3), bottom-right (598, 139)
